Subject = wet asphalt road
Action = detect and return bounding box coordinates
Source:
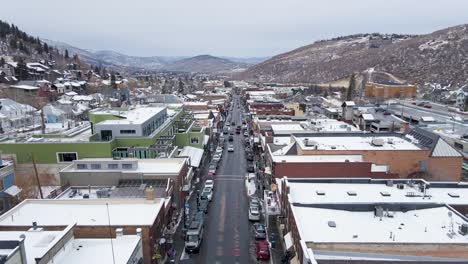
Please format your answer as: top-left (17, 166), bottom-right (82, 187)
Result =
top-left (192, 95), bottom-right (253, 264)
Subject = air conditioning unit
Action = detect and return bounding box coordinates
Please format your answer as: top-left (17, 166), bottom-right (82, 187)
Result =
top-left (387, 138), bottom-right (394, 144)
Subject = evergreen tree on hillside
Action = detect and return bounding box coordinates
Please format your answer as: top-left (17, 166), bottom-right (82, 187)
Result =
top-left (0, 57), bottom-right (5, 66)
top-left (9, 38), bottom-right (17, 49)
top-left (110, 73), bottom-right (117, 89)
top-left (43, 43), bottom-right (49, 53)
top-left (64, 49), bottom-right (69, 59)
top-left (346, 73), bottom-right (356, 101)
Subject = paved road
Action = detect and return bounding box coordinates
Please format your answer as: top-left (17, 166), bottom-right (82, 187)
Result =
top-left (187, 95), bottom-right (255, 264)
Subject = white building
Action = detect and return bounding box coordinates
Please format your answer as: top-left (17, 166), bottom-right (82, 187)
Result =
top-left (93, 106), bottom-right (168, 140)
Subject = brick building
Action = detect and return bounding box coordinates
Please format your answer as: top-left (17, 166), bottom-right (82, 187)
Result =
top-left (0, 199), bottom-right (167, 264)
top-left (364, 82), bottom-right (417, 100)
top-left (266, 128), bottom-right (463, 181)
top-left (277, 177), bottom-right (468, 264)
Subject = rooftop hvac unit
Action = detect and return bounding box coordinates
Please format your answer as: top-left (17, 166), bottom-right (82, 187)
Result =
top-left (371, 138), bottom-right (384, 146)
top-left (397, 183), bottom-right (405, 189)
top-left (387, 138), bottom-right (394, 144)
top-left (386, 180), bottom-right (394, 187)
top-left (460, 224), bottom-right (468, 235)
top-left (374, 206), bottom-right (384, 217)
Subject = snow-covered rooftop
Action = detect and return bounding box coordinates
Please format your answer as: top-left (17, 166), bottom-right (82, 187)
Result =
top-left (284, 179), bottom-right (468, 205)
top-left (294, 135), bottom-right (420, 151)
top-left (52, 235), bottom-right (141, 264)
top-left (271, 155), bottom-right (363, 163)
top-left (178, 146), bottom-right (204, 168)
top-left (0, 199), bottom-right (164, 226)
top-left (98, 107), bottom-right (166, 125)
top-left (62, 158), bottom-right (187, 175)
top-left (292, 205), bottom-right (468, 244)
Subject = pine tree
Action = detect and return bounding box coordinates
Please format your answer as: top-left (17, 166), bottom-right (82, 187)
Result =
top-left (64, 49), bottom-right (69, 59)
top-left (9, 38), bottom-right (17, 49)
top-left (346, 73), bottom-right (356, 101)
top-left (43, 43), bottom-right (49, 53)
top-left (36, 43), bottom-right (43, 54)
top-left (110, 73), bottom-right (117, 89)
top-left (0, 57), bottom-right (5, 66)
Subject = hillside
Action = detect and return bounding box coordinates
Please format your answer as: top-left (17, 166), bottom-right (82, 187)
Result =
top-left (0, 20), bottom-right (76, 70)
top-left (238, 24), bottom-right (468, 87)
top-left (161, 55), bottom-right (247, 73)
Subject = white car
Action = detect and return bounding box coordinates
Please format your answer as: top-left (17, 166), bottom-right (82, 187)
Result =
top-left (228, 145), bottom-right (234, 152)
top-left (202, 186), bottom-right (213, 201)
top-left (213, 153), bottom-right (221, 162)
top-left (205, 179), bottom-right (214, 190)
top-left (248, 206), bottom-right (261, 221)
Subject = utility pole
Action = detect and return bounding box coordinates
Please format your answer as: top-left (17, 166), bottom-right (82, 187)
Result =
top-left (31, 153), bottom-right (44, 199)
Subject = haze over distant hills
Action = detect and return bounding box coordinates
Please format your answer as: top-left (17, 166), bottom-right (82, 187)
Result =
top-left (238, 24), bottom-right (468, 87)
top-left (44, 39), bottom-right (267, 73)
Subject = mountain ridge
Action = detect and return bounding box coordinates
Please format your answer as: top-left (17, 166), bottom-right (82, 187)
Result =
top-left (237, 24), bottom-right (468, 87)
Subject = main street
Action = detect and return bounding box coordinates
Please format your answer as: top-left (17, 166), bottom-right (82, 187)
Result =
top-left (179, 95), bottom-right (256, 264)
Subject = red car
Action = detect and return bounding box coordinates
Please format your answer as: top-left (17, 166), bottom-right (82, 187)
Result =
top-left (255, 241), bottom-right (270, 260)
top-left (424, 105), bottom-right (432, 109)
top-left (411, 102), bottom-right (417, 105)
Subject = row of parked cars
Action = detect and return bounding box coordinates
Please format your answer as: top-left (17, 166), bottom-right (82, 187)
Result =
top-left (184, 179), bottom-right (215, 253)
top-left (248, 196), bottom-right (270, 260)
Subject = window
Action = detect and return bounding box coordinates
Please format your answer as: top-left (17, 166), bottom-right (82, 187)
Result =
top-left (91, 164), bottom-right (101, 170)
top-left (190, 137), bottom-right (199, 144)
top-left (76, 164), bottom-right (88, 170)
top-left (122, 163), bottom-right (133, 169)
top-left (57, 152), bottom-right (77, 163)
top-left (120, 130), bottom-right (136, 134)
top-left (108, 164), bottom-right (118, 169)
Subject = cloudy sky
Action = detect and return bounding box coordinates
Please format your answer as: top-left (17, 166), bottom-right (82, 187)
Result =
top-left (1, 0), bottom-right (468, 57)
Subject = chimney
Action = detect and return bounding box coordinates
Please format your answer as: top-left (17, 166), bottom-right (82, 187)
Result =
top-left (145, 186), bottom-right (154, 201)
top-left (115, 228), bottom-right (123, 237)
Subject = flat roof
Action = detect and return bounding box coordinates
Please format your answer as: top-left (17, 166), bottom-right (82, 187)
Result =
top-left (293, 205), bottom-right (468, 244)
top-left (0, 228), bottom-right (70, 264)
top-left (98, 107), bottom-right (166, 125)
top-left (63, 158), bottom-right (187, 174)
top-left (295, 135), bottom-right (421, 151)
top-left (271, 155), bottom-right (363, 163)
top-left (0, 199), bottom-right (164, 226)
top-left (284, 178), bottom-right (468, 205)
top-left (52, 235), bottom-right (141, 264)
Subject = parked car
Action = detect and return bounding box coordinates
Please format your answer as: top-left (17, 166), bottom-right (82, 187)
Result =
top-left (213, 153), bottom-right (222, 162)
top-left (253, 223), bottom-right (267, 240)
top-left (246, 153), bottom-right (254, 161)
top-left (249, 206), bottom-right (261, 221)
top-left (201, 186), bottom-right (213, 202)
top-left (244, 131), bottom-right (249, 137)
top-left (411, 102), bottom-right (417, 105)
top-left (228, 144), bottom-right (234, 152)
top-left (198, 199), bottom-right (209, 214)
top-left (205, 179), bottom-right (214, 190)
top-left (247, 163), bottom-right (255, 173)
top-left (208, 163), bottom-right (217, 176)
top-left (250, 197), bottom-right (261, 209)
top-left (424, 104), bottom-right (432, 109)
top-left (417, 101), bottom-right (427, 107)
top-left (383, 111), bottom-right (391, 116)
top-left (231, 121), bottom-right (235, 126)
top-left (228, 135), bottom-right (234, 142)
top-left (255, 241), bottom-right (270, 260)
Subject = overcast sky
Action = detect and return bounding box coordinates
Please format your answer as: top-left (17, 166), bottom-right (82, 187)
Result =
top-left (1, 0), bottom-right (468, 57)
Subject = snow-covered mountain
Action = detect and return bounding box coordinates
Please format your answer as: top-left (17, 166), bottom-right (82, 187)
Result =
top-left (238, 24), bottom-right (468, 87)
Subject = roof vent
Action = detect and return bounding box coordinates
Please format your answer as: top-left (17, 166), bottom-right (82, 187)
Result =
top-left (397, 183), bottom-right (405, 189)
top-left (448, 192), bottom-right (460, 198)
top-left (386, 180), bottom-right (393, 187)
top-left (328, 221), bottom-right (336, 228)
top-left (316, 190), bottom-right (325, 196)
top-left (374, 206), bottom-right (384, 217)
top-left (459, 224), bottom-right (468, 235)
top-left (387, 138), bottom-right (394, 144)
top-left (380, 191), bottom-right (391, 197)
top-left (371, 138), bottom-right (384, 146)
top-left (347, 191), bottom-right (357, 196)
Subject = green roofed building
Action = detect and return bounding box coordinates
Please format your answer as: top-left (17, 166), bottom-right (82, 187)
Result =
top-left (0, 105), bottom-right (206, 180)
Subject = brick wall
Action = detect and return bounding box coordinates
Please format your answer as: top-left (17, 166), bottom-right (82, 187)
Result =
top-left (272, 162), bottom-right (394, 179)
top-left (297, 148), bottom-right (460, 181)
